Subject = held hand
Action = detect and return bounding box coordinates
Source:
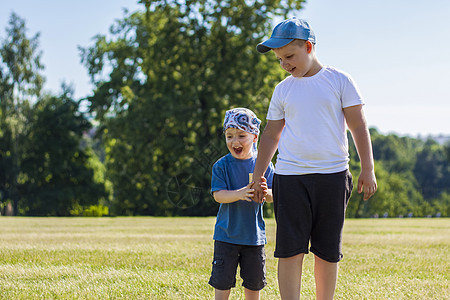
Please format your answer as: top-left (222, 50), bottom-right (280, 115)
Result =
top-left (239, 182), bottom-right (255, 202)
top-left (252, 176), bottom-right (267, 203)
top-left (260, 177), bottom-right (268, 196)
top-left (358, 169), bottom-right (377, 201)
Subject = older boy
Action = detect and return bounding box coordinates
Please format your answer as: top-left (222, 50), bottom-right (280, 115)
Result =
top-left (209, 108), bottom-right (275, 300)
top-left (252, 18), bottom-right (377, 299)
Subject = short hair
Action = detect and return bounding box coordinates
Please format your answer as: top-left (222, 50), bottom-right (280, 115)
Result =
top-left (293, 39), bottom-right (307, 46)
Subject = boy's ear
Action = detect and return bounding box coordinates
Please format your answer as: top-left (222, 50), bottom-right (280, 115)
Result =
top-left (253, 134), bottom-right (258, 143)
top-left (306, 41), bottom-right (313, 54)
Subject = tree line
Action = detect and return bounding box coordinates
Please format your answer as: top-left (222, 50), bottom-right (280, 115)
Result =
top-left (1, 1), bottom-right (449, 218)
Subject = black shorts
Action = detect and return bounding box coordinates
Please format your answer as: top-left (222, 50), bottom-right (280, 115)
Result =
top-left (273, 170), bottom-right (353, 262)
top-left (208, 241), bottom-right (266, 291)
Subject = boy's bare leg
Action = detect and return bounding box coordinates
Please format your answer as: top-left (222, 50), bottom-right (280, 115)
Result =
top-left (244, 288), bottom-right (260, 300)
top-left (314, 255), bottom-right (338, 300)
top-left (215, 289), bottom-right (231, 300)
top-left (278, 253), bottom-right (304, 299)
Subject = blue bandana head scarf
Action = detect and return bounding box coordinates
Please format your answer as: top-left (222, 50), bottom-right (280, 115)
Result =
top-left (223, 108), bottom-right (261, 136)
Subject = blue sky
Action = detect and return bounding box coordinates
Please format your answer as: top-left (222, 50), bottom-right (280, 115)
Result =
top-left (1, 0), bottom-right (449, 136)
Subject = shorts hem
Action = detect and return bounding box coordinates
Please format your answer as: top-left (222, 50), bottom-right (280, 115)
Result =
top-left (243, 281), bottom-right (266, 291)
top-left (208, 280), bottom-right (235, 290)
top-left (274, 248), bottom-right (309, 258)
top-left (310, 247), bottom-right (342, 263)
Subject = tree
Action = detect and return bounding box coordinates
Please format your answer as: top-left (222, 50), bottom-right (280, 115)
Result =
top-left (0, 12), bottom-right (44, 215)
top-left (370, 129), bottom-right (422, 173)
top-left (80, 0), bottom-right (304, 215)
top-left (431, 192), bottom-right (450, 217)
top-left (347, 130), bottom-right (425, 218)
top-left (19, 87), bottom-right (108, 216)
top-left (1, 13), bottom-right (109, 216)
top-left (347, 160), bottom-right (425, 218)
top-left (445, 141), bottom-right (450, 162)
top-left (414, 139), bottom-right (450, 200)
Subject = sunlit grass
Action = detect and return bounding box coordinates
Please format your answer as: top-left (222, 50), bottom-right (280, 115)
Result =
top-left (0, 217), bottom-right (448, 299)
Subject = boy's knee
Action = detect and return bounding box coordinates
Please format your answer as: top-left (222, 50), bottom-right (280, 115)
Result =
top-left (279, 253), bottom-right (305, 262)
top-left (314, 254), bottom-right (339, 265)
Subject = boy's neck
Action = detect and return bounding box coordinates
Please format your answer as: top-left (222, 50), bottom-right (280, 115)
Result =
top-left (304, 60), bottom-right (323, 77)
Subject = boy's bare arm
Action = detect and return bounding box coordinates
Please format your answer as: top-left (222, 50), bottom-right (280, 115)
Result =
top-left (253, 119), bottom-right (285, 203)
top-left (343, 104), bottom-right (377, 200)
top-left (213, 182), bottom-right (255, 203)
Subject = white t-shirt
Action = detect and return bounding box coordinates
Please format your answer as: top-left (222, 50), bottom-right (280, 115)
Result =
top-left (267, 65), bottom-right (364, 175)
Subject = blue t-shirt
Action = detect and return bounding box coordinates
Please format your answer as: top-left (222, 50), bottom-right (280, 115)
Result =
top-left (211, 153), bottom-right (274, 246)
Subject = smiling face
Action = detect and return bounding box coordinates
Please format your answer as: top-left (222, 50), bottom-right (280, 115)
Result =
top-left (225, 127), bottom-right (258, 160)
top-left (273, 39), bottom-right (321, 78)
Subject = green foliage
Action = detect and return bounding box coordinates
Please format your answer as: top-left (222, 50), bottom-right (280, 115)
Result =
top-left (0, 13), bottom-right (109, 216)
top-left (1, 8), bottom-right (448, 218)
top-left (17, 90), bottom-right (108, 216)
top-left (370, 129), bottom-right (421, 172)
top-left (70, 204), bottom-right (109, 217)
top-left (414, 139), bottom-right (450, 200)
top-left (0, 12), bottom-right (44, 98)
top-left (427, 191), bottom-right (450, 217)
top-left (0, 12), bottom-right (44, 214)
top-left (79, 2), bottom-right (449, 217)
top-left (80, 0), bottom-right (303, 216)
top-left (347, 131), bottom-right (449, 218)
top-left (348, 163), bottom-right (423, 218)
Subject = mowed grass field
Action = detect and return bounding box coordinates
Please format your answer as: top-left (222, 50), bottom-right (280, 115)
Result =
top-left (0, 217), bottom-right (448, 299)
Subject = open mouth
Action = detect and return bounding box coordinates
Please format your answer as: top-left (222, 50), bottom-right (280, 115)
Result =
top-left (233, 147), bottom-right (243, 155)
top-left (288, 67), bottom-right (296, 73)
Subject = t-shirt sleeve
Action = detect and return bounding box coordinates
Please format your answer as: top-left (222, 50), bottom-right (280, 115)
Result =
top-left (340, 73), bottom-right (365, 108)
top-left (264, 162), bottom-right (275, 189)
top-left (211, 161), bottom-right (228, 194)
top-left (267, 85), bottom-right (285, 120)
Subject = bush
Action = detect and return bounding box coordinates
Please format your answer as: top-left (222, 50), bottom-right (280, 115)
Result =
top-left (70, 204), bottom-right (109, 217)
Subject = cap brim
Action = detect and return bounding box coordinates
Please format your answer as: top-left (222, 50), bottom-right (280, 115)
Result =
top-left (256, 38), bottom-right (294, 53)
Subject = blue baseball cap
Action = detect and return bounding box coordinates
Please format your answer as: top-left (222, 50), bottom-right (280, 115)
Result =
top-left (257, 17), bottom-right (316, 53)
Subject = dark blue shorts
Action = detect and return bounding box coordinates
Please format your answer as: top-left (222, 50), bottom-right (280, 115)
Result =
top-left (273, 170), bottom-right (353, 262)
top-left (208, 241), bottom-right (266, 291)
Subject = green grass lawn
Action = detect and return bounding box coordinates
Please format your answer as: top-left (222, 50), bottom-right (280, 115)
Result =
top-left (0, 217), bottom-right (448, 299)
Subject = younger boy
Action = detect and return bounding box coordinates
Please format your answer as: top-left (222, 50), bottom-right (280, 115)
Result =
top-left (209, 108), bottom-right (275, 300)
top-left (252, 18), bottom-right (377, 299)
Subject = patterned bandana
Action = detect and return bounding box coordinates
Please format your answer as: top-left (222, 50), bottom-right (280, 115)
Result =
top-left (223, 108), bottom-right (261, 135)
